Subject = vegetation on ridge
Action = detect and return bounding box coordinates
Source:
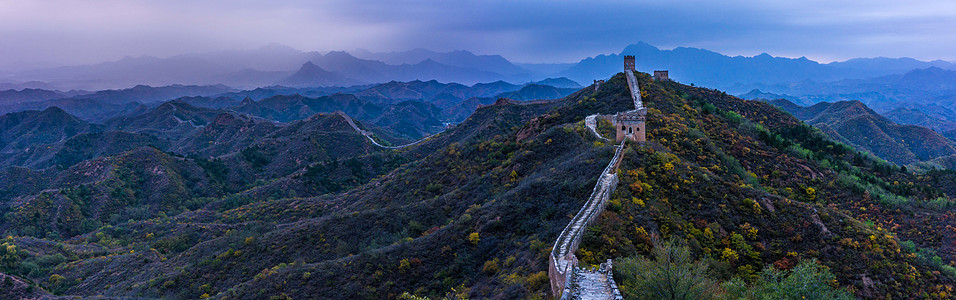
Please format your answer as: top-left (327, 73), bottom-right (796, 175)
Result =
top-left (1, 71), bottom-right (955, 299)
top-left (578, 72), bottom-right (956, 298)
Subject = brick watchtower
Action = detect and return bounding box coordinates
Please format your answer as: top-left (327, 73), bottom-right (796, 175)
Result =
top-left (623, 55), bottom-right (635, 71)
top-left (653, 70), bottom-right (669, 81)
top-left (615, 110), bottom-right (646, 142)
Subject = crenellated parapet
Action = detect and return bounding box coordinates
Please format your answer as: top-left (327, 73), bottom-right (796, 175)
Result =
top-left (549, 57), bottom-right (649, 299)
top-left (548, 142), bottom-right (624, 298)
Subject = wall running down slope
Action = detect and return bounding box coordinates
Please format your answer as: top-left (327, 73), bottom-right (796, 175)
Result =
top-left (338, 72), bottom-right (643, 298)
top-left (549, 71), bottom-right (643, 299)
top-left (336, 111), bottom-right (437, 149)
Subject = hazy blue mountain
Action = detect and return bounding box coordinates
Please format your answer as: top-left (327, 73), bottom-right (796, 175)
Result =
top-left (0, 98), bottom-right (146, 122)
top-left (231, 94), bottom-right (380, 123)
top-left (0, 84), bottom-right (233, 121)
top-left (69, 84), bottom-right (235, 105)
top-left (494, 84), bottom-right (579, 101)
top-left (558, 42), bottom-right (825, 90)
top-left (0, 88), bottom-right (67, 104)
top-left (351, 79), bottom-right (575, 108)
top-left (531, 77), bottom-right (582, 88)
top-left (743, 67), bottom-right (956, 112)
top-left (738, 89), bottom-right (806, 105)
top-left (470, 81), bottom-right (521, 97)
top-left (310, 51), bottom-right (508, 85)
top-left (883, 107), bottom-right (956, 132)
top-left (11, 45), bottom-right (523, 90)
top-left (179, 43), bottom-right (314, 72)
top-left (557, 42), bottom-right (956, 94)
top-left (0, 84), bottom-right (225, 121)
top-left (395, 59), bottom-right (506, 84)
top-left (350, 48), bottom-right (531, 78)
top-left (174, 96), bottom-right (243, 109)
top-left (912, 104), bottom-right (956, 122)
top-left (516, 62), bottom-right (576, 77)
top-left (828, 57), bottom-right (956, 76)
top-left (10, 41), bottom-right (956, 95)
top-left (15, 56), bottom-right (237, 90)
top-left (215, 85), bottom-right (372, 101)
top-left (0, 81), bottom-right (62, 91)
top-left (10, 44), bottom-right (315, 90)
top-left (279, 62), bottom-right (362, 87)
top-left (212, 68), bottom-right (294, 89)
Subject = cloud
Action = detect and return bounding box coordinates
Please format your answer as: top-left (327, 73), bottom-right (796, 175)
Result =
top-left (0, 0), bottom-right (953, 71)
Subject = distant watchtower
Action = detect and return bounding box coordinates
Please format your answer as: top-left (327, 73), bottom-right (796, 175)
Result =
top-left (654, 70), bottom-right (669, 81)
top-left (593, 79), bottom-right (605, 92)
top-left (623, 55), bottom-right (635, 71)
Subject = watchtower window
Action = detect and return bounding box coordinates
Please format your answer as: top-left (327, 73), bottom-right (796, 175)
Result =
top-left (628, 127), bottom-right (633, 134)
top-left (621, 125), bottom-right (626, 131)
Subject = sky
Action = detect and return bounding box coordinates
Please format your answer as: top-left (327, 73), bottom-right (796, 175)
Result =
top-left (1, 0), bottom-right (955, 70)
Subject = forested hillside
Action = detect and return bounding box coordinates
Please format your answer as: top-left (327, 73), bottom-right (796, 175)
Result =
top-left (770, 99), bottom-right (956, 165)
top-left (1, 72), bottom-right (955, 299)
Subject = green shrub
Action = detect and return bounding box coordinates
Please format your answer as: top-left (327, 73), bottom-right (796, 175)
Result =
top-left (615, 237), bottom-right (719, 300)
top-left (721, 259), bottom-right (852, 300)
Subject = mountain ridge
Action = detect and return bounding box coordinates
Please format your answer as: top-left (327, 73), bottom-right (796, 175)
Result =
top-left (769, 99), bottom-right (956, 165)
top-left (1, 72), bottom-right (956, 298)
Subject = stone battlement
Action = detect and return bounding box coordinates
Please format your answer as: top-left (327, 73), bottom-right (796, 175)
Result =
top-left (549, 65), bottom-right (646, 299)
top-left (654, 70), bottom-right (670, 81)
top-left (616, 71), bottom-right (647, 142)
top-left (549, 142), bottom-right (624, 298)
top-left (593, 79), bottom-right (605, 92)
top-left (623, 55), bottom-right (635, 71)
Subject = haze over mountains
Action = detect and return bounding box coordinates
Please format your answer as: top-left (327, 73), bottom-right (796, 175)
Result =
top-left (6, 42), bottom-right (956, 170)
top-left (740, 67), bottom-right (956, 110)
top-left (4, 42), bottom-right (954, 95)
top-left (6, 42), bottom-right (956, 133)
top-left (2, 44), bottom-right (541, 90)
top-left (4, 41), bottom-right (956, 167)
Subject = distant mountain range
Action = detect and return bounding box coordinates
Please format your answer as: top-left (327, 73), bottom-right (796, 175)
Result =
top-left (349, 48), bottom-right (531, 78)
top-left (0, 77), bottom-right (576, 170)
top-left (741, 67), bottom-right (956, 132)
top-left (279, 62), bottom-right (361, 88)
top-left (0, 77), bottom-right (579, 125)
top-left (883, 107), bottom-right (956, 133)
top-left (559, 42), bottom-right (956, 93)
top-left (5, 42), bottom-right (952, 94)
top-left (5, 42), bottom-right (956, 130)
top-left (769, 99), bottom-right (956, 165)
top-left (0, 76), bottom-right (583, 170)
top-left (3, 45), bottom-right (552, 90)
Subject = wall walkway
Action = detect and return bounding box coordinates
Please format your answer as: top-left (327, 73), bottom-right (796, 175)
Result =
top-left (337, 73), bottom-right (647, 299)
top-left (336, 111), bottom-right (437, 149)
top-left (549, 71), bottom-right (643, 299)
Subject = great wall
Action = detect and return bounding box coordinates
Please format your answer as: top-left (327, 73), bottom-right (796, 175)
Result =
top-left (336, 111), bottom-right (437, 149)
top-left (341, 57), bottom-right (651, 299)
top-left (547, 59), bottom-right (645, 299)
